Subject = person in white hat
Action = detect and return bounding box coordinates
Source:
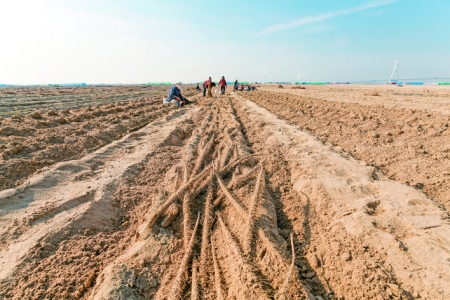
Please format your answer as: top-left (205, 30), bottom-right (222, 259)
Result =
top-left (163, 82), bottom-right (193, 108)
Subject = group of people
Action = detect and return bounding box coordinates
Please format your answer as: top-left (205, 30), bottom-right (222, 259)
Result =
top-left (201, 76), bottom-right (228, 97)
top-left (163, 76), bottom-right (256, 108)
top-left (234, 81), bottom-right (257, 91)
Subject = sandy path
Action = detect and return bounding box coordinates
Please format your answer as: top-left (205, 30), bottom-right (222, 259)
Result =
top-left (1, 91), bottom-right (449, 299)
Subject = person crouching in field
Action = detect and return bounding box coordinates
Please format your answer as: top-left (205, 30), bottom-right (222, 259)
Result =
top-left (219, 76), bottom-right (227, 95)
top-left (163, 82), bottom-right (193, 108)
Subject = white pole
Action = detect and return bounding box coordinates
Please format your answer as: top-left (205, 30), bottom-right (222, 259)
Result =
top-left (389, 60), bottom-right (399, 84)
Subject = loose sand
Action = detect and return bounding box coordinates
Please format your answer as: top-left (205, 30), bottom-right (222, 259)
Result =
top-left (0, 86), bottom-right (449, 299)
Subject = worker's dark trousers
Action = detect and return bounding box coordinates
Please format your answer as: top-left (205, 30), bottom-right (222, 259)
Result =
top-left (203, 87), bottom-right (207, 97)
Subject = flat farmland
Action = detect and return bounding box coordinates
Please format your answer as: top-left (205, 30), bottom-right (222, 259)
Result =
top-left (0, 86), bottom-right (169, 118)
top-left (244, 85), bottom-right (450, 210)
top-left (0, 86), bottom-right (449, 300)
top-left (261, 84), bottom-right (450, 114)
top-left (0, 85), bottom-right (198, 191)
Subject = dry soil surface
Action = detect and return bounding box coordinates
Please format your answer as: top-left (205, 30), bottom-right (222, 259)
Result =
top-left (243, 87), bottom-right (450, 211)
top-left (0, 85), bottom-right (173, 118)
top-left (262, 84), bottom-right (450, 115)
top-left (0, 88), bottom-right (449, 300)
top-left (0, 86), bottom-right (197, 191)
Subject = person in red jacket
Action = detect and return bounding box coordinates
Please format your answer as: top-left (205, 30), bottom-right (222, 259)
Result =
top-left (203, 77), bottom-right (212, 97)
top-left (218, 76), bottom-right (227, 95)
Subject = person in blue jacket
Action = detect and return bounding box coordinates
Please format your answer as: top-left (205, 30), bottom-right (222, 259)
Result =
top-left (163, 82), bottom-right (193, 108)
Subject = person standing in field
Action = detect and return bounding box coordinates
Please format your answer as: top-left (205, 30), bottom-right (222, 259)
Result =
top-left (208, 81), bottom-right (214, 97)
top-left (234, 80), bottom-right (239, 92)
top-left (219, 76), bottom-right (227, 95)
top-left (203, 77), bottom-right (212, 97)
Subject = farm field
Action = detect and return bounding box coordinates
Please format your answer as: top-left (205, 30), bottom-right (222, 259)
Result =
top-left (244, 85), bottom-right (450, 211)
top-left (261, 84), bottom-right (450, 115)
top-left (0, 86), bottom-right (171, 118)
top-left (0, 86), bottom-right (449, 300)
top-left (0, 86), bottom-right (197, 191)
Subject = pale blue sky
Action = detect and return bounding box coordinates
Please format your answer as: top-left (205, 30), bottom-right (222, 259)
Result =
top-left (1, 0), bottom-right (449, 84)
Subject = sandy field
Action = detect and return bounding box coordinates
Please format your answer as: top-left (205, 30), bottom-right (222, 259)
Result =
top-left (262, 84), bottom-right (450, 115)
top-left (0, 86), bottom-right (168, 118)
top-left (0, 85), bottom-right (449, 300)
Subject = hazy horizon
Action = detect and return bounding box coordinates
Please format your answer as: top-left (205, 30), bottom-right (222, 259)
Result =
top-left (1, 0), bottom-right (449, 85)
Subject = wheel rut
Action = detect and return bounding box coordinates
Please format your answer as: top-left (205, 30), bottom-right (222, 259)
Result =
top-left (144, 97), bottom-right (311, 299)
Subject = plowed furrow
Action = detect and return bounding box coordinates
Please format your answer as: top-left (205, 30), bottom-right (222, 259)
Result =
top-left (143, 96), bottom-right (309, 299)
